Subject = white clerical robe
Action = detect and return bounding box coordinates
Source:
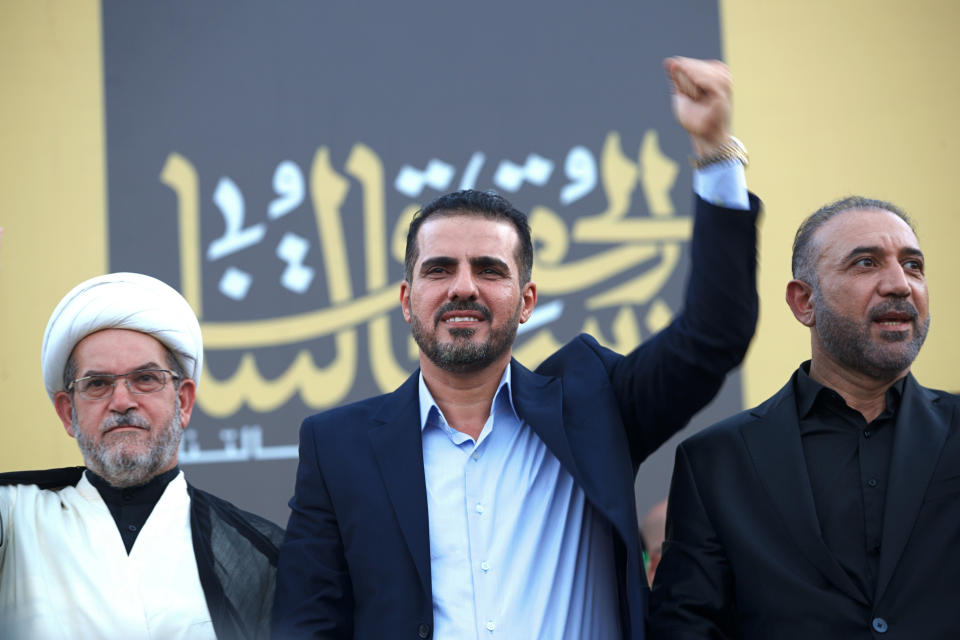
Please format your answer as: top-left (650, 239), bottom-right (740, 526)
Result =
top-left (0, 471), bottom-right (215, 639)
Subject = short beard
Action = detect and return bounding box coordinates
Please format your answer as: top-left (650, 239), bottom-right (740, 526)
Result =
top-left (73, 396), bottom-right (183, 488)
top-left (813, 286), bottom-right (930, 381)
top-left (411, 299), bottom-right (521, 374)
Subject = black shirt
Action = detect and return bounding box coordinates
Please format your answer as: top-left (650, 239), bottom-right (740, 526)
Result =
top-left (85, 466), bottom-right (181, 554)
top-left (795, 362), bottom-right (906, 601)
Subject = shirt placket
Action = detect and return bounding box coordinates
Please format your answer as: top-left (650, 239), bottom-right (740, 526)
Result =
top-left (465, 423), bottom-right (497, 637)
top-left (859, 415), bottom-right (891, 589)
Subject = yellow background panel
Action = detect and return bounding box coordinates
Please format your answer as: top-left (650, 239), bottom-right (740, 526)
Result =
top-left (1, 2), bottom-right (104, 469)
top-left (722, 1), bottom-right (959, 403)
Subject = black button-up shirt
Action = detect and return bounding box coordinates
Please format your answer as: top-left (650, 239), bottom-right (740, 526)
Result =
top-left (86, 466), bottom-right (180, 553)
top-left (795, 363), bottom-right (906, 601)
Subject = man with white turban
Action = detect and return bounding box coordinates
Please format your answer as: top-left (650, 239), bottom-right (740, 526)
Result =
top-left (0, 272), bottom-right (283, 640)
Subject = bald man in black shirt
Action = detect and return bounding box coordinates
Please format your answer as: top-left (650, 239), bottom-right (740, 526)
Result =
top-left (649, 196), bottom-right (960, 640)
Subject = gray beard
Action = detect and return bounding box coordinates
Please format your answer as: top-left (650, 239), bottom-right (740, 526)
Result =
top-left (73, 396), bottom-right (182, 488)
top-left (813, 287), bottom-right (930, 381)
top-left (411, 300), bottom-right (521, 374)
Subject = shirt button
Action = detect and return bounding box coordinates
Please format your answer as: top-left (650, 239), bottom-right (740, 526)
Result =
top-left (475, 503), bottom-right (484, 514)
top-left (863, 430), bottom-right (872, 438)
top-left (486, 620), bottom-right (496, 631)
top-left (417, 623), bottom-right (431, 638)
top-left (480, 561), bottom-right (490, 572)
top-left (872, 617), bottom-right (888, 633)
top-left (127, 524), bottom-right (137, 532)
top-left (472, 451), bottom-right (480, 460)
top-left (867, 478), bottom-right (878, 488)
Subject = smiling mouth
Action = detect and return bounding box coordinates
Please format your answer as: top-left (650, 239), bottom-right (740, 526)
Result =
top-left (433, 301), bottom-right (492, 328)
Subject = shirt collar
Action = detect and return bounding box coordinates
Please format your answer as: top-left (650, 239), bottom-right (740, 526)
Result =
top-left (84, 465), bottom-right (181, 506)
top-left (795, 360), bottom-right (907, 419)
top-left (418, 364), bottom-right (519, 432)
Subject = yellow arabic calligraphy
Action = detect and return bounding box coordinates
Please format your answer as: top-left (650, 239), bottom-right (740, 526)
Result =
top-left (160, 128), bottom-right (687, 415)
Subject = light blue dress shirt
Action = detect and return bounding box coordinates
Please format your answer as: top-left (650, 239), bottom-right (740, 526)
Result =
top-left (418, 161), bottom-right (748, 638)
top-left (420, 368), bottom-right (620, 640)
top-left (694, 159), bottom-right (749, 210)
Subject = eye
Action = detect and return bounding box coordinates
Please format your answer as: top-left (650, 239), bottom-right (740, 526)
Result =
top-left (83, 376), bottom-right (111, 389)
top-left (903, 258), bottom-right (924, 272)
top-left (134, 371), bottom-right (162, 384)
top-left (853, 257), bottom-right (876, 267)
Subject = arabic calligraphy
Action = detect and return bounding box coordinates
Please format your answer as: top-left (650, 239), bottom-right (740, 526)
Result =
top-left (162, 130), bottom-right (686, 458)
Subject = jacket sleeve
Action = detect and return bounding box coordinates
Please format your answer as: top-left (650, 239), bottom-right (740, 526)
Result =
top-left (272, 419), bottom-right (354, 639)
top-left (603, 194), bottom-right (761, 462)
top-left (647, 443), bottom-right (737, 639)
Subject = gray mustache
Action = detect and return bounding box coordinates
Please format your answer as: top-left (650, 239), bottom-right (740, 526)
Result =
top-left (101, 411), bottom-right (151, 432)
top-left (869, 300), bottom-right (918, 322)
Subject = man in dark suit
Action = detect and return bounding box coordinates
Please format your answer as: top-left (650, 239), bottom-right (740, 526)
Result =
top-left (649, 196), bottom-right (959, 639)
top-left (273, 57), bottom-right (761, 640)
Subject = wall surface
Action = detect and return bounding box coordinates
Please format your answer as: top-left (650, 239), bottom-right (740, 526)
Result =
top-left (1, 2), bottom-right (105, 469)
top-left (722, 1), bottom-right (959, 403)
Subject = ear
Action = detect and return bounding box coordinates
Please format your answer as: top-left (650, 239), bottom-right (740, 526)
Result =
top-left (176, 379), bottom-right (197, 429)
top-left (400, 280), bottom-right (412, 324)
top-left (54, 391), bottom-right (76, 437)
top-left (518, 281), bottom-right (538, 323)
top-left (786, 279), bottom-right (816, 327)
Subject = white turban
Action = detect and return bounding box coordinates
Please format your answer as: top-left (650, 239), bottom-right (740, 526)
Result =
top-left (41, 272), bottom-right (204, 402)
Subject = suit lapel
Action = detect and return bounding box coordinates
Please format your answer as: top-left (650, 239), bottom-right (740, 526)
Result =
top-left (367, 372), bottom-right (432, 596)
top-left (510, 360), bottom-right (582, 480)
top-left (874, 375), bottom-right (950, 602)
top-left (510, 361), bottom-right (590, 493)
top-left (510, 360), bottom-right (639, 551)
top-left (742, 379), bottom-right (869, 605)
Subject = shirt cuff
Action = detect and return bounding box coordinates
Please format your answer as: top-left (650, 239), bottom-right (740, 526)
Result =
top-left (693, 161), bottom-right (749, 210)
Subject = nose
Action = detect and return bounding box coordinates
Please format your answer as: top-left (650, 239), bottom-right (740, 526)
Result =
top-left (447, 267), bottom-right (479, 300)
top-left (106, 377), bottom-right (139, 413)
top-left (877, 262), bottom-right (911, 298)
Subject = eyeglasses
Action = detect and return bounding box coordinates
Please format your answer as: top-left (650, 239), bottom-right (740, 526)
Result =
top-left (67, 368), bottom-right (180, 400)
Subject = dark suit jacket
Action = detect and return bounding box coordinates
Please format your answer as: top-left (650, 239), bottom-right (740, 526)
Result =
top-left (649, 371), bottom-right (960, 640)
top-left (273, 195), bottom-right (761, 640)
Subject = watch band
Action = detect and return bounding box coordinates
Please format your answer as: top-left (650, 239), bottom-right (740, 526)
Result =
top-left (691, 136), bottom-right (749, 169)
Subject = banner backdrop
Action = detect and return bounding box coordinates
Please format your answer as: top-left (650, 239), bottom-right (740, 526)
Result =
top-left (102, 1), bottom-right (729, 525)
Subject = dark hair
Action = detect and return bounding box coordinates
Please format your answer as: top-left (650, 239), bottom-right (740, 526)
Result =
top-left (791, 195), bottom-right (916, 285)
top-left (404, 189), bottom-right (534, 284)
